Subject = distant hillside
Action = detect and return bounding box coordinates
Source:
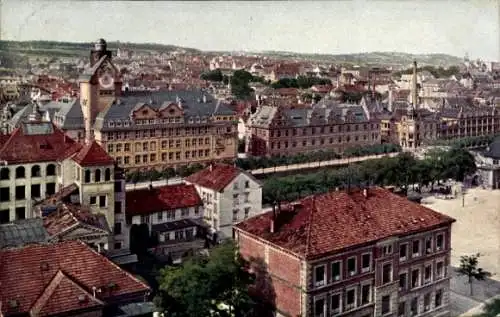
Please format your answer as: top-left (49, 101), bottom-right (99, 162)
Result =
top-left (0, 40), bottom-right (463, 69)
top-left (254, 50), bottom-right (464, 68)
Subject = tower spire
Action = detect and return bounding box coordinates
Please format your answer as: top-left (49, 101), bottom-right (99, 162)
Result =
top-left (412, 60), bottom-right (418, 109)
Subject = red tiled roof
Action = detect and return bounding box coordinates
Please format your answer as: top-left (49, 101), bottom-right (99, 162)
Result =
top-left (72, 141), bottom-right (115, 167)
top-left (126, 184), bottom-right (202, 216)
top-left (235, 187), bottom-right (455, 260)
top-left (184, 163), bottom-right (241, 192)
top-left (0, 240), bottom-right (150, 316)
top-left (0, 122), bottom-right (81, 164)
top-left (43, 204), bottom-right (110, 237)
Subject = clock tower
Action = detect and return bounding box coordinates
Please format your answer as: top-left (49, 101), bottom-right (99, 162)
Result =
top-left (79, 39), bottom-right (122, 143)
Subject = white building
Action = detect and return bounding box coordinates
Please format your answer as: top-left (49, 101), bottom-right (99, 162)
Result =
top-left (185, 163), bottom-right (262, 240)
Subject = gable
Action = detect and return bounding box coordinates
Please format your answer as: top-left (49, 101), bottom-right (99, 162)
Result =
top-left (56, 224), bottom-right (109, 240)
top-left (96, 59), bottom-right (119, 78)
top-left (132, 104), bottom-right (157, 120)
top-left (159, 103), bottom-right (183, 118)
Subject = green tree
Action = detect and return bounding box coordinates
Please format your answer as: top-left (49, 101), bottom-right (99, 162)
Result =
top-left (155, 241), bottom-right (256, 317)
top-left (474, 298), bottom-right (500, 317)
top-left (201, 69), bottom-right (224, 82)
top-left (456, 253), bottom-right (492, 296)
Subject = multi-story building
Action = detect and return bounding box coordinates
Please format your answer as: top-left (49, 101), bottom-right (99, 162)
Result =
top-left (234, 187), bottom-right (455, 317)
top-left (61, 38), bottom-right (238, 171)
top-left (246, 102), bottom-right (381, 157)
top-left (185, 163), bottom-right (262, 241)
top-left (126, 183), bottom-right (207, 262)
top-left (0, 108), bottom-right (128, 251)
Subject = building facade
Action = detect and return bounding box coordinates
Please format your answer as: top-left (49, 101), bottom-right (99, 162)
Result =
top-left (126, 183), bottom-right (207, 262)
top-left (246, 103), bottom-right (381, 157)
top-left (234, 187), bottom-right (455, 317)
top-left (185, 163), bottom-right (263, 240)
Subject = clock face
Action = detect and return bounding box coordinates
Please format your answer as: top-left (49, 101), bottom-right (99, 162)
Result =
top-left (99, 73), bottom-right (114, 89)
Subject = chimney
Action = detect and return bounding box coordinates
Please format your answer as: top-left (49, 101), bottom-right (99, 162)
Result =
top-left (363, 188), bottom-right (368, 198)
top-left (388, 86), bottom-right (393, 112)
top-left (209, 164), bottom-right (213, 172)
top-left (202, 94), bottom-right (207, 103)
top-left (270, 219), bottom-right (275, 233)
top-left (412, 60), bottom-right (418, 108)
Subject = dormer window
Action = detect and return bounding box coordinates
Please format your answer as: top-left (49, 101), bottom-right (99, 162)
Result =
top-left (108, 121), bottom-right (115, 127)
top-left (116, 121), bottom-right (122, 127)
top-left (124, 121), bottom-right (130, 127)
top-left (149, 119), bottom-right (154, 124)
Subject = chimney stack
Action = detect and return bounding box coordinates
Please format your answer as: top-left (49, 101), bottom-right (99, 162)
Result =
top-left (412, 60), bottom-right (418, 109)
top-left (363, 188), bottom-right (368, 198)
top-left (270, 219), bottom-right (275, 233)
top-left (209, 163), bottom-right (213, 172)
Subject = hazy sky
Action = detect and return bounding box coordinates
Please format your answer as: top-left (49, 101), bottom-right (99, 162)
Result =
top-left (1, 0), bottom-right (499, 60)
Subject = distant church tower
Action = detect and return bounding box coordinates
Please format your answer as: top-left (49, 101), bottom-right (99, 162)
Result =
top-left (79, 39), bottom-right (122, 143)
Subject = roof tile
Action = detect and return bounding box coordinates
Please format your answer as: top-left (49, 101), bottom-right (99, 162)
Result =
top-left (235, 187), bottom-right (455, 260)
top-left (72, 141), bottom-right (114, 167)
top-left (184, 163), bottom-right (240, 192)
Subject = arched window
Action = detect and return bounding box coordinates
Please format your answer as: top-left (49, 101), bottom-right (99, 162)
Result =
top-left (46, 164), bottom-right (56, 176)
top-left (104, 168), bottom-right (111, 181)
top-left (31, 165), bottom-right (41, 177)
top-left (0, 168), bottom-right (9, 180)
top-left (95, 169), bottom-right (101, 182)
top-left (15, 166), bottom-right (25, 179)
top-left (84, 170), bottom-right (91, 183)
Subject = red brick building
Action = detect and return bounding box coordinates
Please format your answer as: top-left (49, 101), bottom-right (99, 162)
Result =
top-left (234, 187), bottom-right (455, 317)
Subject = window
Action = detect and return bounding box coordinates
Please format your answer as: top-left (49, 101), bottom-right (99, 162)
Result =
top-left (424, 264), bottom-right (432, 284)
top-left (167, 210), bottom-right (175, 220)
top-left (157, 212), bottom-right (163, 221)
top-left (383, 244), bottom-right (393, 255)
top-left (99, 195), bottom-right (106, 207)
top-left (114, 201), bottom-right (122, 214)
top-left (245, 181), bottom-right (250, 188)
top-left (31, 165), bottom-right (41, 177)
top-left (84, 170), bottom-right (91, 183)
top-left (425, 237), bottom-right (433, 254)
top-left (31, 184), bottom-right (41, 198)
top-left (399, 243), bottom-right (408, 261)
top-left (331, 261), bottom-right (341, 281)
top-left (114, 181), bottom-right (122, 193)
top-left (346, 289), bottom-right (356, 310)
top-left (435, 289), bottom-right (443, 307)
top-left (381, 295), bottom-right (391, 315)
top-left (330, 293), bottom-right (341, 314)
top-left (412, 240), bottom-right (420, 257)
top-left (0, 168), bottom-right (9, 180)
top-left (233, 209), bottom-right (239, 221)
top-left (399, 272), bottom-right (407, 291)
top-left (15, 207), bottom-right (25, 220)
top-left (314, 265), bottom-right (326, 287)
top-left (46, 164), bottom-right (56, 176)
top-left (244, 207), bottom-right (250, 218)
top-left (361, 284), bottom-right (371, 305)
top-left (0, 209), bottom-right (9, 224)
top-left (347, 257), bottom-right (357, 276)
top-left (411, 269), bottom-right (420, 288)
top-left (423, 293), bottom-right (431, 312)
top-left (398, 302), bottom-right (406, 317)
top-left (104, 168), bottom-right (111, 181)
top-left (181, 208), bottom-right (189, 217)
top-left (382, 263), bottom-right (392, 284)
top-left (114, 222), bottom-right (122, 235)
top-left (90, 196), bottom-right (97, 205)
top-left (436, 233), bottom-right (444, 250)
top-left (362, 253), bottom-right (371, 272)
top-left (114, 242), bottom-right (122, 250)
top-left (436, 261), bottom-right (444, 279)
top-left (15, 186), bottom-right (25, 200)
top-left (410, 298), bottom-right (418, 316)
top-left (0, 187), bottom-right (9, 202)
top-left (15, 166), bottom-right (25, 178)
top-left (46, 183), bottom-right (56, 196)
top-left (314, 298), bottom-right (325, 317)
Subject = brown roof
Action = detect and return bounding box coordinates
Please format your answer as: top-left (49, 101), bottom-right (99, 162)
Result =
top-left (235, 187), bottom-right (455, 260)
top-left (184, 163), bottom-right (241, 192)
top-left (0, 240), bottom-right (150, 316)
top-left (0, 122), bottom-right (81, 164)
top-left (71, 141), bottom-right (115, 167)
top-left (126, 184), bottom-right (202, 216)
top-left (43, 204), bottom-right (110, 238)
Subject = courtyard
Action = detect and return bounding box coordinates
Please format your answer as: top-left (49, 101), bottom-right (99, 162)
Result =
top-left (422, 188), bottom-right (500, 316)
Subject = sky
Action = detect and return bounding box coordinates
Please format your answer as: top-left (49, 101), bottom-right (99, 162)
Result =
top-left (1, 0), bottom-right (499, 61)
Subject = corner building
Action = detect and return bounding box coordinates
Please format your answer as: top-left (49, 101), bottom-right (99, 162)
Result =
top-left (235, 187), bottom-right (455, 317)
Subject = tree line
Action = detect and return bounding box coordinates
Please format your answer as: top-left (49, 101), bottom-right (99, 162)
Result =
top-left (393, 65), bottom-right (461, 79)
top-left (262, 147), bottom-right (476, 205)
top-left (270, 76), bottom-right (331, 89)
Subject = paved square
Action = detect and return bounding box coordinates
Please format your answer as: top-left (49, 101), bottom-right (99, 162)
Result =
top-left (422, 188), bottom-right (500, 316)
